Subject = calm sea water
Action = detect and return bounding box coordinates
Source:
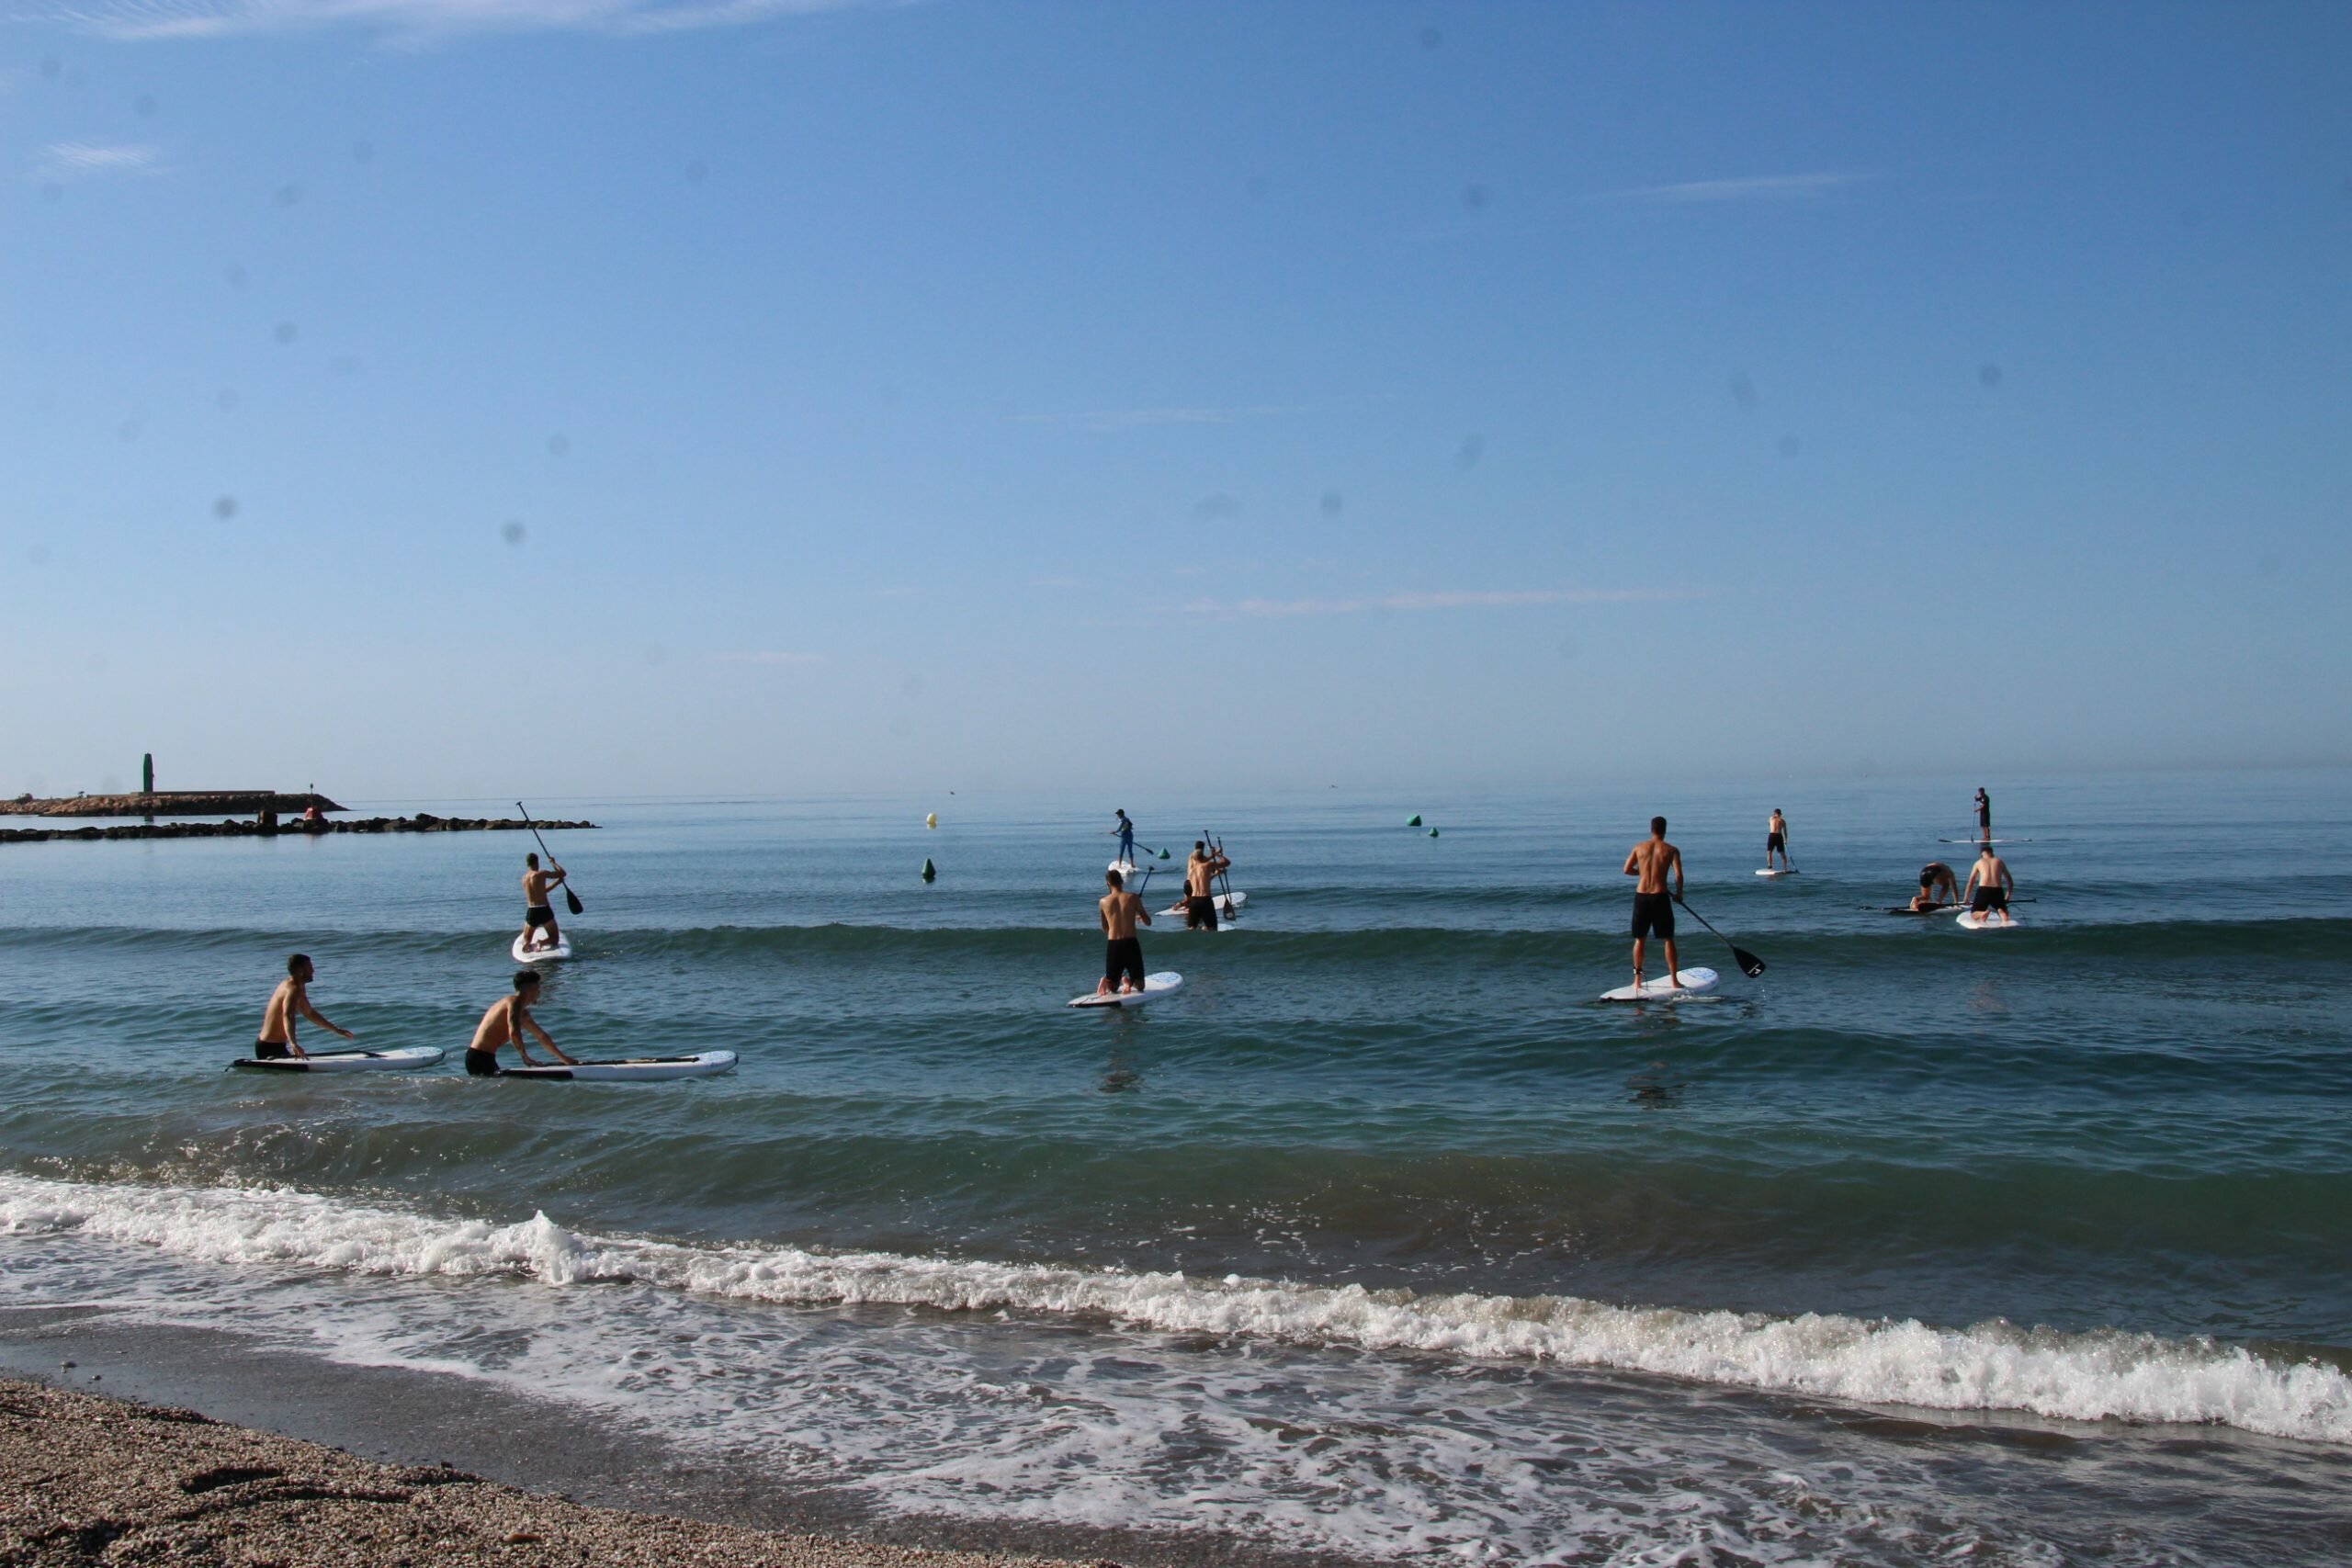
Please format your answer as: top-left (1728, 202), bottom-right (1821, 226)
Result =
top-left (5, 771), bottom-right (2350, 1564)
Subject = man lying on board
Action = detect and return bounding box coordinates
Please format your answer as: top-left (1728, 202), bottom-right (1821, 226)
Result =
top-left (465, 970), bottom-right (577, 1076)
top-left (256, 953), bottom-right (357, 1060)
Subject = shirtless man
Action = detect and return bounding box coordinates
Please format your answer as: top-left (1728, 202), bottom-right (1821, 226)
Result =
top-left (254, 953), bottom-right (356, 1060)
top-left (1183, 840), bottom-right (1230, 931)
top-left (1622, 817), bottom-right (1685, 992)
top-left (520, 852), bottom-right (566, 953)
top-left (1765, 808), bottom-right (1791, 872)
top-left (1094, 868), bottom-right (1152, 997)
top-left (463, 970), bottom-right (576, 1076)
top-left (1912, 862), bottom-right (1960, 911)
top-left (1962, 844), bottom-right (2015, 925)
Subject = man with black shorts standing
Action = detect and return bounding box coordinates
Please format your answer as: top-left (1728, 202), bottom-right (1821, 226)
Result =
top-left (1183, 840), bottom-right (1230, 931)
top-left (1973, 787), bottom-right (1993, 845)
top-left (1094, 868), bottom-right (1152, 998)
top-left (1622, 816), bottom-right (1685, 993)
top-left (1765, 807), bottom-right (1791, 872)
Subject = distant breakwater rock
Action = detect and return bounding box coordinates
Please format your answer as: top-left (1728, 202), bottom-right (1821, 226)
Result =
top-left (0, 814), bottom-right (597, 845)
top-left (2, 791), bottom-right (342, 818)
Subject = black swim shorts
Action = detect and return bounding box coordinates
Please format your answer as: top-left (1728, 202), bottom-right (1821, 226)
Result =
top-left (254, 1039), bottom-right (291, 1060)
top-left (465, 1048), bottom-right (503, 1077)
top-left (525, 904), bottom-right (555, 928)
top-left (1969, 886), bottom-right (2008, 913)
top-left (1185, 894), bottom-right (1219, 931)
top-left (1767, 832), bottom-right (1784, 851)
top-left (1103, 936), bottom-right (1145, 990)
top-left (1630, 892), bottom-right (1676, 940)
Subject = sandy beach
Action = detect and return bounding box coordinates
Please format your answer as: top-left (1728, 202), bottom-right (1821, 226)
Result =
top-left (1, 1373), bottom-right (1117, 1568)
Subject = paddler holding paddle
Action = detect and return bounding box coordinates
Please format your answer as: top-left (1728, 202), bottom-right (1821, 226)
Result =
top-left (1183, 840), bottom-right (1230, 931)
top-left (520, 852), bottom-right (567, 954)
top-left (1622, 817), bottom-right (1685, 993)
top-left (254, 953), bottom-right (356, 1060)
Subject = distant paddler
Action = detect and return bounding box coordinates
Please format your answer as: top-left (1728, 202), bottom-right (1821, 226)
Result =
top-left (1973, 787), bottom-right (1993, 844)
top-left (1765, 807), bottom-right (1791, 873)
top-left (1183, 840), bottom-right (1231, 931)
top-left (464, 970), bottom-right (575, 1076)
top-left (1108, 808), bottom-right (1136, 868)
top-left (1094, 867), bottom-right (1152, 998)
top-left (254, 953), bottom-right (356, 1061)
top-left (520, 852), bottom-right (567, 954)
top-left (1963, 843), bottom-right (2015, 926)
top-left (1622, 817), bottom-right (1685, 993)
top-left (1912, 862), bottom-right (1960, 911)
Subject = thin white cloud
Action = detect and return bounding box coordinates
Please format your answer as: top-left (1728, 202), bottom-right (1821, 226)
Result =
top-left (48, 0), bottom-right (894, 44)
top-left (1600, 172), bottom-right (1872, 205)
top-left (1018, 404), bottom-right (1306, 433)
top-left (1187, 587), bottom-right (1701, 618)
top-left (31, 141), bottom-right (163, 182)
top-left (709, 649), bottom-right (826, 666)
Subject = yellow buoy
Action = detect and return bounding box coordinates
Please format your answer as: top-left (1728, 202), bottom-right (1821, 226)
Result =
top-left (925, 812), bottom-right (937, 829)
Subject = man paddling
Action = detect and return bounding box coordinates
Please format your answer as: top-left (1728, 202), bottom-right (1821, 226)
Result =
top-left (1094, 868), bottom-right (1152, 998)
top-left (1622, 817), bottom-right (1685, 993)
top-left (1108, 809), bottom-right (1136, 867)
top-left (1963, 843), bottom-right (2015, 925)
top-left (1912, 862), bottom-right (1960, 911)
top-left (1973, 787), bottom-right (1993, 844)
top-left (1765, 808), bottom-right (1791, 872)
top-left (254, 953), bottom-right (356, 1060)
top-left (520, 852), bottom-right (567, 953)
top-left (464, 970), bottom-right (575, 1076)
top-left (1183, 840), bottom-right (1231, 931)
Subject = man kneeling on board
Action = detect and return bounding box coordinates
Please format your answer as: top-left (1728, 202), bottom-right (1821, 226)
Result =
top-left (520, 852), bottom-right (567, 953)
top-left (465, 970), bottom-right (577, 1076)
top-left (1095, 868), bottom-right (1152, 997)
top-left (1963, 845), bottom-right (2015, 925)
top-left (256, 953), bottom-right (357, 1060)
top-left (1622, 816), bottom-right (1685, 993)
top-left (1912, 863), bottom-right (1960, 911)
top-left (1184, 840), bottom-right (1230, 931)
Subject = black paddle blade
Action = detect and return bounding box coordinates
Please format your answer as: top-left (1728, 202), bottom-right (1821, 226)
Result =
top-left (565, 889), bottom-right (584, 915)
top-left (1732, 946), bottom-right (1766, 979)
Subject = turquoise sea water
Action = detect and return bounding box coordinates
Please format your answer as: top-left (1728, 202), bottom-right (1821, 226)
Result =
top-left (4, 771), bottom-right (2350, 1563)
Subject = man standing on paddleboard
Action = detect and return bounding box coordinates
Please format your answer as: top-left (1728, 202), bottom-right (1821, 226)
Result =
top-left (1095, 868), bottom-right (1152, 997)
top-left (520, 852), bottom-right (567, 954)
top-left (1963, 844), bottom-right (2015, 925)
top-left (1184, 840), bottom-right (1230, 931)
top-left (1766, 808), bottom-right (1791, 872)
top-left (464, 971), bottom-right (576, 1076)
top-left (1623, 818), bottom-right (1685, 993)
top-left (254, 953), bottom-right (357, 1060)
top-left (1973, 787), bottom-right (1993, 844)
top-left (1109, 809), bottom-right (1136, 868)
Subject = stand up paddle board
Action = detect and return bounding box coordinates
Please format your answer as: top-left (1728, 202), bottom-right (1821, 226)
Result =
top-left (232, 1046), bottom-right (447, 1073)
top-left (512, 933), bottom-right (572, 964)
top-left (1600, 968), bottom-right (1720, 1002)
top-left (1754, 868), bottom-right (1797, 878)
top-left (499, 1051), bottom-right (738, 1081)
top-left (1069, 972), bottom-right (1184, 1009)
top-left (1160, 891), bottom-right (1248, 918)
top-left (1955, 909), bottom-right (2021, 931)
top-left (1939, 838), bottom-right (2031, 844)
top-left (1882, 905), bottom-right (1958, 916)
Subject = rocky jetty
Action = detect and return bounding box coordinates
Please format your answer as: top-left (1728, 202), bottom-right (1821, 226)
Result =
top-left (1, 813), bottom-right (596, 845)
top-left (2, 791), bottom-right (345, 818)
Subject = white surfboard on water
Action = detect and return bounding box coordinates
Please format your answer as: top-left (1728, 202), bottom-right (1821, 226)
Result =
top-left (1600, 967), bottom-right (1720, 1003)
top-left (512, 932), bottom-right (572, 964)
top-left (1955, 909), bottom-right (2022, 931)
top-left (1161, 891), bottom-right (1249, 918)
top-left (232, 1046), bottom-right (447, 1074)
top-left (1939, 838), bottom-right (2031, 844)
top-left (499, 1051), bottom-right (738, 1081)
top-left (1069, 972), bottom-right (1184, 1009)
top-left (1754, 868), bottom-right (1797, 878)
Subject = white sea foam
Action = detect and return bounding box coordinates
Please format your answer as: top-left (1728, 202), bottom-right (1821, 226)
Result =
top-left (4, 1171), bottom-right (2346, 1446)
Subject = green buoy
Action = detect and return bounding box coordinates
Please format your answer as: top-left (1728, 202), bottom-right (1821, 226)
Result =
top-left (1407, 814), bottom-right (1422, 827)
top-left (1429, 829), bottom-right (1440, 838)
top-left (921, 858), bottom-right (936, 882)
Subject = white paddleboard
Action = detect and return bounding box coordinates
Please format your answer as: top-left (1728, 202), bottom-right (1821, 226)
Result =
top-left (1939, 838), bottom-right (2030, 844)
top-left (1160, 891), bottom-right (1248, 918)
top-left (1069, 971), bottom-right (1184, 1009)
top-left (499, 1051), bottom-right (739, 1081)
top-left (1600, 967), bottom-right (1720, 1002)
top-left (233, 1046), bottom-right (447, 1074)
top-left (1955, 909), bottom-right (2021, 931)
top-left (1754, 868), bottom-right (1797, 878)
top-left (513, 932), bottom-right (572, 964)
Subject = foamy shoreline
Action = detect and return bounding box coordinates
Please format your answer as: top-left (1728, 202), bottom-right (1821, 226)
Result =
top-left (0, 1376), bottom-right (1116, 1568)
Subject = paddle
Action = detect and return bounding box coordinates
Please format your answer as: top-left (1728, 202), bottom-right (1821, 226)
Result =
top-left (1205, 829), bottom-right (1238, 918)
top-left (516, 802), bottom-right (585, 915)
top-left (1672, 895), bottom-right (1766, 978)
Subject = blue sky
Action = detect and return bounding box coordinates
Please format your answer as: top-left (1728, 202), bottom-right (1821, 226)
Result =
top-left (5, 1), bottom-right (2347, 799)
